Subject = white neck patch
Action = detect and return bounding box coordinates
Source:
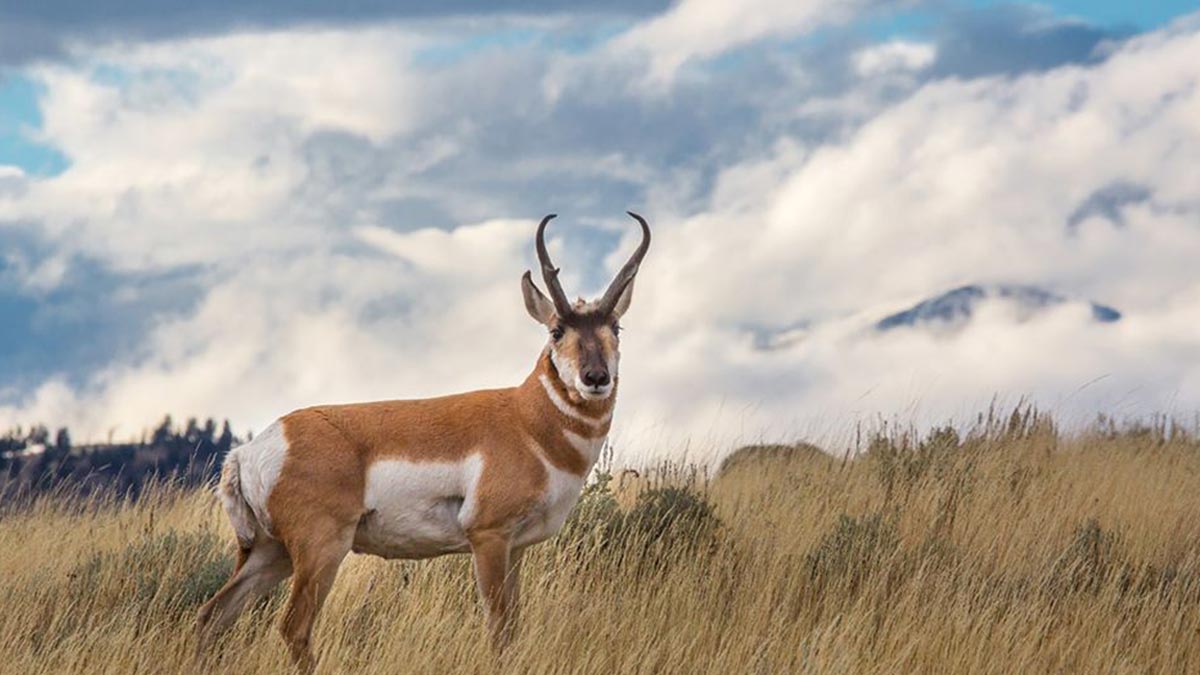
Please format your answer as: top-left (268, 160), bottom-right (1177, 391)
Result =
top-left (563, 429), bottom-right (607, 467)
top-left (538, 374), bottom-right (611, 428)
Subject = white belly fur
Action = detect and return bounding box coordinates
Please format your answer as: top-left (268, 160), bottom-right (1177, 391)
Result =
top-left (354, 449), bottom-right (595, 556)
top-left (353, 455), bottom-right (483, 559)
top-left (513, 459), bottom-right (587, 548)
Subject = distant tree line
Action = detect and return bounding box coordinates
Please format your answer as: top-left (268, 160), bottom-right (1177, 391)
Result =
top-left (0, 416), bottom-right (244, 502)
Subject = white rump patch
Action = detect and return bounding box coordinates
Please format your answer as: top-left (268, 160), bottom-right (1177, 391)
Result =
top-left (229, 420), bottom-right (289, 537)
top-left (217, 452), bottom-right (255, 548)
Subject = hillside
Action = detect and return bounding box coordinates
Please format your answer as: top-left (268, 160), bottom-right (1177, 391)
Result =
top-left (0, 416), bottom-right (241, 501)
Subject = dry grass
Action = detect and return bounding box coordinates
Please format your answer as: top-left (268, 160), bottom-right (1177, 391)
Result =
top-left (2, 410), bottom-right (1199, 674)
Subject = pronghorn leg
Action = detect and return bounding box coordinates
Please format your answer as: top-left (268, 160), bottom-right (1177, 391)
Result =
top-left (279, 526), bottom-right (353, 672)
top-left (196, 536), bottom-right (292, 652)
top-left (469, 531), bottom-right (517, 651)
top-left (502, 546), bottom-right (525, 639)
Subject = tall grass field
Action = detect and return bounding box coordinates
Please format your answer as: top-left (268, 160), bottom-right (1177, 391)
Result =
top-left (2, 409), bottom-right (1199, 673)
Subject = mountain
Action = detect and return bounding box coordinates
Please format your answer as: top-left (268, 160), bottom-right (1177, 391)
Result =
top-left (876, 284), bottom-right (1121, 332)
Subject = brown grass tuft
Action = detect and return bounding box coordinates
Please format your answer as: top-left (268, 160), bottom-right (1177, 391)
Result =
top-left (2, 410), bottom-right (1199, 673)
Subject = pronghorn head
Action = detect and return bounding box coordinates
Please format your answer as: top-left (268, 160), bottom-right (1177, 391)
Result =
top-left (521, 212), bottom-right (651, 402)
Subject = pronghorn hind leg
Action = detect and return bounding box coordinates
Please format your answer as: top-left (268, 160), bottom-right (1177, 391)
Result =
top-left (232, 545), bottom-right (251, 575)
top-left (469, 530), bottom-right (517, 651)
top-left (196, 537), bottom-right (292, 654)
top-left (278, 524), bottom-right (354, 673)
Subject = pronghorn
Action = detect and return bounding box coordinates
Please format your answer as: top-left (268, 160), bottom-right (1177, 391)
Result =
top-left (196, 212), bottom-right (650, 668)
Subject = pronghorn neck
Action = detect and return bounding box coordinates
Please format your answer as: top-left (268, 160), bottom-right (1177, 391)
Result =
top-left (516, 350), bottom-right (614, 474)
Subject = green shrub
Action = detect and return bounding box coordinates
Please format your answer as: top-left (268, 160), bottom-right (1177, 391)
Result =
top-left (73, 529), bottom-right (232, 615)
top-left (1046, 519), bottom-right (1121, 596)
top-left (558, 471), bottom-right (625, 551)
top-left (623, 487), bottom-right (721, 552)
top-left (558, 473), bottom-right (722, 572)
top-left (805, 513), bottom-right (898, 592)
top-left (716, 442), bottom-right (828, 477)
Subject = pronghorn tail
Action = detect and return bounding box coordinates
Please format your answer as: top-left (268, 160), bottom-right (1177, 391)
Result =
top-left (217, 452), bottom-right (256, 551)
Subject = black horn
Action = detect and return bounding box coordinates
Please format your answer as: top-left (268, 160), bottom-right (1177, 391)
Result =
top-left (598, 211), bottom-right (651, 315)
top-left (535, 214), bottom-right (575, 317)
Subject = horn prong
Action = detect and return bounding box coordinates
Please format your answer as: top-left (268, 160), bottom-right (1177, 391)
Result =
top-left (535, 214), bottom-right (574, 317)
top-left (599, 212), bottom-right (651, 314)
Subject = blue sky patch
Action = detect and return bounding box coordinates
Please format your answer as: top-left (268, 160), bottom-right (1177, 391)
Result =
top-left (865, 1), bottom-right (1194, 43)
top-left (0, 75), bottom-right (68, 177)
top-left (974, 0), bottom-right (1198, 29)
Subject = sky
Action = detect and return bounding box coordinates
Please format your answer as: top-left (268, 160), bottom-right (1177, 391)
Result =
top-left (1, 1), bottom-right (1198, 464)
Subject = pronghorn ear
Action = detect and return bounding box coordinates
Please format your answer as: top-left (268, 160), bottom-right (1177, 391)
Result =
top-left (611, 278), bottom-right (636, 319)
top-left (521, 271), bottom-right (557, 326)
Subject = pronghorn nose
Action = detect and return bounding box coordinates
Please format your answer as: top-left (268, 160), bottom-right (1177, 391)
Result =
top-left (582, 369), bottom-right (610, 388)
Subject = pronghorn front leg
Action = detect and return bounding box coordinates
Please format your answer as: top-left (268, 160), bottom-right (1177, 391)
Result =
top-left (503, 546), bottom-right (524, 636)
top-left (469, 530), bottom-right (517, 650)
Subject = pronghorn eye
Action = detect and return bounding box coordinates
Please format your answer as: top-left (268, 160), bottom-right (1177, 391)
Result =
top-left (550, 326), bottom-right (565, 341)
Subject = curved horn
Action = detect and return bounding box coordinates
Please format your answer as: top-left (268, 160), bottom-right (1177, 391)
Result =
top-left (599, 211), bottom-right (651, 315)
top-left (535, 214), bottom-right (574, 317)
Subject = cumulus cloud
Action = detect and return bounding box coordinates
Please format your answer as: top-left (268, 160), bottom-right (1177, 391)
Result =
top-left (0, 165), bottom-right (25, 195)
top-left (617, 18), bottom-right (1200, 460)
top-left (0, 29), bottom-right (432, 275)
top-left (853, 40), bottom-right (936, 77)
top-left (608, 0), bottom-right (881, 83)
top-left (0, 217), bottom-right (547, 436)
top-left (1, 7), bottom-right (1199, 467)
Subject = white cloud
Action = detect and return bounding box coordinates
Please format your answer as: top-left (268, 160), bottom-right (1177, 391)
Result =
top-left (2, 16), bottom-right (1200, 467)
top-left (0, 220), bottom-right (546, 440)
top-left (0, 29), bottom-right (426, 272)
top-left (0, 166), bottom-right (27, 198)
top-left (609, 0), bottom-right (874, 83)
top-left (611, 22), bottom-right (1200, 460)
top-left (853, 40), bottom-right (936, 77)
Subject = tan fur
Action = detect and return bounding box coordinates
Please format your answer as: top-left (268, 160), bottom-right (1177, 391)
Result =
top-left (197, 352), bottom-right (617, 667)
top-left (266, 351), bottom-right (611, 537)
top-left (553, 323), bottom-right (620, 404)
top-left (197, 214), bottom-right (647, 668)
